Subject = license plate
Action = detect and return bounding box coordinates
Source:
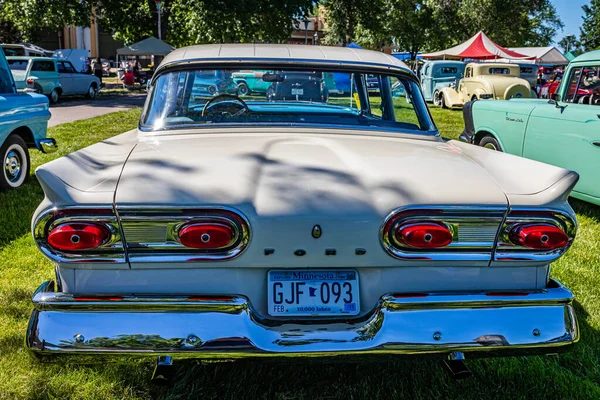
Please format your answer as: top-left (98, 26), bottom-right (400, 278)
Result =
top-left (268, 270), bottom-right (359, 316)
top-left (291, 88), bottom-right (304, 95)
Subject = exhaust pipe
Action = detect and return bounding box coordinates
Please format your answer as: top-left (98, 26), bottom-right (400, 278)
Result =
top-left (442, 352), bottom-right (472, 380)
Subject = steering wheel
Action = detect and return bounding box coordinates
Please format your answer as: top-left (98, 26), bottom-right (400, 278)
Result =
top-left (202, 94), bottom-right (249, 117)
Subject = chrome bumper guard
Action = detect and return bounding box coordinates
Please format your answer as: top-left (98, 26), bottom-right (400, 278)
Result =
top-left (26, 279), bottom-right (578, 359)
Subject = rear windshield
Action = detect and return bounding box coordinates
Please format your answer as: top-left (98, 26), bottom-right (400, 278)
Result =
top-left (440, 67), bottom-right (458, 74)
top-left (489, 68), bottom-right (511, 75)
top-left (2, 46), bottom-right (25, 56)
top-left (7, 59), bottom-right (28, 71)
top-left (142, 67), bottom-right (435, 133)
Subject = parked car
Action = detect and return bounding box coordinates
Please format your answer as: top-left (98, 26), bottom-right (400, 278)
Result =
top-left (538, 69), bottom-right (563, 98)
top-left (460, 50), bottom-right (600, 206)
top-left (232, 70), bottom-right (272, 95)
top-left (7, 56), bottom-right (100, 103)
top-left (1, 43), bottom-right (53, 57)
top-left (419, 60), bottom-right (465, 106)
top-left (26, 45), bottom-right (579, 376)
top-left (191, 70), bottom-right (238, 98)
top-left (267, 70), bottom-right (328, 102)
top-left (439, 63), bottom-right (532, 108)
top-left (0, 48), bottom-right (55, 190)
top-left (518, 64), bottom-right (538, 96)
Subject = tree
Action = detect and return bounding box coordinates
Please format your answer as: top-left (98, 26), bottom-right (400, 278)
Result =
top-left (386, 0), bottom-right (438, 60)
top-left (1, 0), bottom-right (313, 46)
top-left (558, 35), bottom-right (581, 54)
top-left (580, 0), bottom-right (600, 51)
top-left (0, 17), bottom-right (23, 43)
top-left (425, 0), bottom-right (563, 48)
top-left (1, 0), bottom-right (91, 42)
top-left (321, 0), bottom-right (383, 46)
top-left (167, 0), bottom-right (312, 46)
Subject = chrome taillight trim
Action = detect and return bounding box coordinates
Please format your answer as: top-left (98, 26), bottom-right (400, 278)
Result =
top-left (33, 206), bottom-right (126, 263)
top-left (117, 206), bottom-right (251, 262)
top-left (380, 206), bottom-right (506, 261)
top-left (493, 207), bottom-right (577, 262)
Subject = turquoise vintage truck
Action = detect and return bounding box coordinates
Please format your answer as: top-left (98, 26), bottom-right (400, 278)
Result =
top-left (0, 48), bottom-right (55, 190)
top-left (461, 50), bottom-right (600, 206)
top-left (419, 60), bottom-right (465, 105)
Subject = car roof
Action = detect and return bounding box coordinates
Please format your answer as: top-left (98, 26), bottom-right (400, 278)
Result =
top-left (158, 44), bottom-right (410, 74)
top-left (467, 63), bottom-right (517, 68)
top-left (571, 50), bottom-right (600, 64)
top-left (425, 60), bottom-right (465, 66)
top-left (6, 56), bottom-right (60, 61)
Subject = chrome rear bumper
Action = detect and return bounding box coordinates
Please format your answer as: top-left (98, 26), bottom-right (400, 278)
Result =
top-left (26, 279), bottom-right (578, 360)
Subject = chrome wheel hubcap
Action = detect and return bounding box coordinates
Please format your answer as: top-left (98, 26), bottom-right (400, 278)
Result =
top-left (484, 143), bottom-right (497, 150)
top-left (51, 91), bottom-right (58, 102)
top-left (89, 87), bottom-right (95, 97)
top-left (4, 150), bottom-right (21, 183)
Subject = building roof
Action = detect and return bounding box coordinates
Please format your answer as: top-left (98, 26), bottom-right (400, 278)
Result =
top-left (422, 32), bottom-right (533, 60)
top-left (508, 47), bottom-right (568, 65)
top-left (116, 37), bottom-right (174, 57)
top-left (160, 43), bottom-right (409, 70)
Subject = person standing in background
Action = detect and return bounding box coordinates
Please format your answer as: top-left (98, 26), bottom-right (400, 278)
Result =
top-left (93, 57), bottom-right (103, 86)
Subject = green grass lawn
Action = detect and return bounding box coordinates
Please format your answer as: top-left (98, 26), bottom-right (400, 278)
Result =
top-left (1, 106), bottom-right (599, 399)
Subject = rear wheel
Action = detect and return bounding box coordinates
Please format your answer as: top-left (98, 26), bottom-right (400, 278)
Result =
top-left (440, 93), bottom-right (448, 109)
top-left (0, 135), bottom-right (30, 191)
top-left (49, 89), bottom-right (60, 104)
top-left (237, 82), bottom-right (250, 96)
top-left (86, 84), bottom-right (97, 99)
top-left (479, 135), bottom-right (502, 152)
top-left (432, 90), bottom-right (441, 106)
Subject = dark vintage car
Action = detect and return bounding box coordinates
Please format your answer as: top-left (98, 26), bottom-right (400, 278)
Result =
top-left (266, 71), bottom-right (328, 102)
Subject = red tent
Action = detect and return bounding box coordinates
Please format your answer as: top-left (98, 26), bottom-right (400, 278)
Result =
top-left (422, 32), bottom-right (535, 60)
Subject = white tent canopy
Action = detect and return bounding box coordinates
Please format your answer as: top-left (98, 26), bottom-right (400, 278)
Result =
top-left (116, 37), bottom-right (174, 57)
top-left (506, 47), bottom-right (569, 65)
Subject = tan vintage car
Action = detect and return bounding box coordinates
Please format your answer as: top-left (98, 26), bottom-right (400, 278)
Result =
top-left (439, 63), bottom-right (532, 108)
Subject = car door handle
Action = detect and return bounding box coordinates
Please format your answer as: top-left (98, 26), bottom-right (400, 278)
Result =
top-left (593, 142), bottom-right (600, 148)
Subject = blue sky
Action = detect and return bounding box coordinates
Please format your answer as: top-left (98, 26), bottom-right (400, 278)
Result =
top-left (552, 0), bottom-right (586, 43)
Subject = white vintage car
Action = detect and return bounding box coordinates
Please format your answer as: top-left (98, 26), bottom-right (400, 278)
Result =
top-left (27, 44), bottom-right (579, 379)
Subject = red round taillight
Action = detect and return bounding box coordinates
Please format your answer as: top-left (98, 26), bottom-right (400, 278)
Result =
top-left (178, 223), bottom-right (235, 249)
top-left (509, 224), bottom-right (569, 250)
top-left (47, 222), bottom-right (111, 251)
top-left (395, 222), bottom-right (453, 248)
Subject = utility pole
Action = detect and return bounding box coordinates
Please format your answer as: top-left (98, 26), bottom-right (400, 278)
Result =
top-left (303, 19), bottom-right (309, 44)
top-left (156, 0), bottom-right (163, 40)
top-left (565, 34), bottom-right (575, 53)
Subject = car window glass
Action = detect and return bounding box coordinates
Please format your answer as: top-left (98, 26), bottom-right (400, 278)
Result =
top-left (565, 67), bottom-right (583, 103)
top-left (489, 68), bottom-right (510, 75)
top-left (571, 66), bottom-right (600, 105)
top-left (0, 56), bottom-right (14, 94)
top-left (441, 67), bottom-right (457, 74)
top-left (2, 47), bottom-right (25, 56)
top-left (31, 60), bottom-right (55, 72)
top-left (520, 67), bottom-right (534, 74)
top-left (64, 62), bottom-right (76, 73)
top-left (143, 68), bottom-right (434, 133)
top-left (7, 59), bottom-right (28, 71)
top-left (57, 62), bottom-right (66, 73)
top-left (465, 68), bottom-right (472, 78)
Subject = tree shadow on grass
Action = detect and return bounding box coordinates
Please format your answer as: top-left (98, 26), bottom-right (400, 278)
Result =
top-left (0, 179), bottom-right (44, 247)
top-left (570, 198), bottom-right (600, 221)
